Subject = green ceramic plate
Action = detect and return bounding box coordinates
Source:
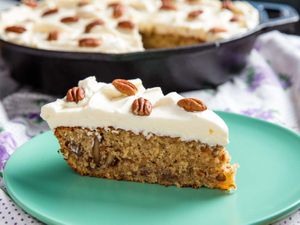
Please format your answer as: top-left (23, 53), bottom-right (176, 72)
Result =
top-left (4, 112), bottom-right (300, 225)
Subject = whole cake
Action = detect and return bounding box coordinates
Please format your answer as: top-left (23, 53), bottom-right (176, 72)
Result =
top-left (41, 77), bottom-right (238, 190)
top-left (0, 0), bottom-right (259, 53)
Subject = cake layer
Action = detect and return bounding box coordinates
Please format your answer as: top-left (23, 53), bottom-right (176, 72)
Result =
top-left (41, 77), bottom-right (229, 146)
top-left (141, 32), bottom-right (204, 49)
top-left (55, 126), bottom-right (237, 190)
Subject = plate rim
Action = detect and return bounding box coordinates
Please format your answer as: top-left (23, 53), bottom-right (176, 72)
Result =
top-left (3, 111), bottom-right (300, 225)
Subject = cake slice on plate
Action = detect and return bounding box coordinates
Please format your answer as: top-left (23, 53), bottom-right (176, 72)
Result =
top-left (41, 76), bottom-right (237, 190)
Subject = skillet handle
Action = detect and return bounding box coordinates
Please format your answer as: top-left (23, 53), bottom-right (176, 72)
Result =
top-left (252, 1), bottom-right (299, 32)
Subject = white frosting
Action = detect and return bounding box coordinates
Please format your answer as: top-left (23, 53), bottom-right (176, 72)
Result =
top-left (138, 0), bottom-right (259, 41)
top-left (0, 0), bottom-right (259, 53)
top-left (41, 77), bottom-right (229, 146)
top-left (0, 0), bottom-right (144, 53)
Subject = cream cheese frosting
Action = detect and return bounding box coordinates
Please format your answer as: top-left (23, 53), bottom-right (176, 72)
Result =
top-left (0, 0), bottom-right (259, 53)
top-left (41, 76), bottom-right (229, 146)
top-left (138, 0), bottom-right (259, 41)
top-left (0, 0), bottom-right (144, 53)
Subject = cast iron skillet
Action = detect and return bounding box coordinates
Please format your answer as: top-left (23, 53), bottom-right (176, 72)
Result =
top-left (0, 1), bottom-right (299, 95)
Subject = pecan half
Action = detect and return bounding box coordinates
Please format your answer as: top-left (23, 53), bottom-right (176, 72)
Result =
top-left (42, 8), bottom-right (59, 17)
top-left (186, 0), bottom-right (200, 4)
top-left (78, 0), bottom-right (91, 7)
top-left (85, 19), bottom-right (105, 33)
top-left (132, 97), bottom-right (152, 116)
top-left (117, 21), bottom-right (135, 30)
top-left (78, 38), bottom-right (101, 47)
top-left (112, 79), bottom-right (138, 96)
top-left (161, 0), bottom-right (173, 4)
top-left (230, 15), bottom-right (240, 22)
top-left (222, 1), bottom-right (243, 14)
top-left (160, 3), bottom-right (177, 10)
top-left (47, 31), bottom-right (59, 41)
top-left (160, 0), bottom-right (176, 10)
top-left (108, 2), bottom-right (120, 7)
top-left (108, 3), bottom-right (125, 18)
top-left (66, 87), bottom-right (85, 103)
top-left (60, 16), bottom-right (79, 23)
top-left (22, 0), bottom-right (38, 8)
top-left (5, 26), bottom-right (26, 34)
top-left (222, 0), bottom-right (234, 10)
top-left (209, 27), bottom-right (227, 33)
top-left (177, 98), bottom-right (207, 112)
top-left (187, 10), bottom-right (203, 19)
top-left (216, 173), bottom-right (227, 182)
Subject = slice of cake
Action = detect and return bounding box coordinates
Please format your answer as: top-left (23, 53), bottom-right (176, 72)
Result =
top-left (41, 77), bottom-right (237, 190)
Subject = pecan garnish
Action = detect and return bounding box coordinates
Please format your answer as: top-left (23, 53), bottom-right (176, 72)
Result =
top-left (60, 16), bottom-right (79, 23)
top-left (108, 2), bottom-right (120, 7)
top-left (22, 0), bottom-right (38, 8)
top-left (230, 15), bottom-right (240, 22)
top-left (177, 98), bottom-right (207, 112)
top-left (108, 3), bottom-right (125, 18)
top-left (222, 0), bottom-right (234, 10)
top-left (161, 0), bottom-right (173, 4)
top-left (131, 97), bottom-right (152, 116)
top-left (66, 87), bottom-right (85, 103)
top-left (47, 31), bottom-right (59, 41)
top-left (216, 173), bottom-right (227, 182)
top-left (160, 3), bottom-right (177, 10)
top-left (117, 21), bottom-right (135, 30)
top-left (78, 0), bottom-right (91, 7)
top-left (85, 19), bottom-right (105, 33)
top-left (112, 79), bottom-right (138, 96)
top-left (160, 0), bottom-right (176, 10)
top-left (42, 8), bottom-right (59, 17)
top-left (209, 27), bottom-right (227, 33)
top-left (5, 26), bottom-right (26, 34)
top-left (186, 0), bottom-right (200, 4)
top-left (222, 0), bottom-right (243, 14)
top-left (78, 38), bottom-right (102, 47)
top-left (187, 10), bottom-right (203, 19)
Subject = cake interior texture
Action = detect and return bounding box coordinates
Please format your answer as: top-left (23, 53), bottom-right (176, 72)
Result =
top-left (141, 32), bottom-right (205, 49)
top-left (55, 126), bottom-right (237, 190)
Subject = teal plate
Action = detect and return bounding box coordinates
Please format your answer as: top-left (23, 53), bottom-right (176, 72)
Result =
top-left (4, 112), bottom-right (300, 225)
